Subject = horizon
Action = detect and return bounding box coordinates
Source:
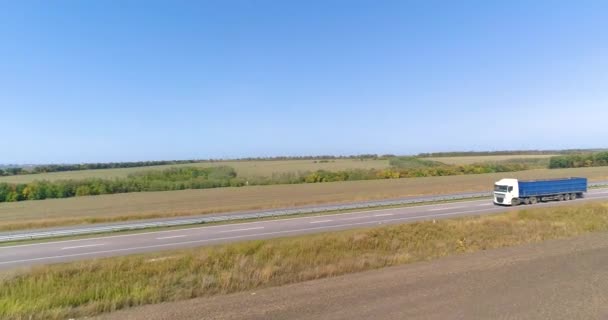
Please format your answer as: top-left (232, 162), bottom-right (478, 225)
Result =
top-left (2, 1), bottom-right (608, 163)
top-left (2, 147), bottom-right (608, 166)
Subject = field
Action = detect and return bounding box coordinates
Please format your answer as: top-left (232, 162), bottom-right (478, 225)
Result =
top-left (423, 154), bottom-right (556, 165)
top-left (1, 166), bottom-right (607, 231)
top-left (0, 156), bottom-right (558, 184)
top-left (0, 159), bottom-right (391, 184)
top-left (2, 201), bottom-right (608, 319)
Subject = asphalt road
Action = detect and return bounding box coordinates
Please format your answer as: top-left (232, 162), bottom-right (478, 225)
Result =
top-left (2, 189), bottom-right (608, 269)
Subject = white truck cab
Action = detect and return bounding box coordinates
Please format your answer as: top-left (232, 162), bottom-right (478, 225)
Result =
top-left (494, 178), bottom-right (519, 205)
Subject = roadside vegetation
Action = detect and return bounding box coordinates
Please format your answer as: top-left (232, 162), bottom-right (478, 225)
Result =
top-left (2, 202), bottom-right (608, 319)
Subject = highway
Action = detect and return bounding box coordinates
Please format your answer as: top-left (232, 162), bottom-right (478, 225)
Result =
top-left (2, 188), bottom-right (608, 269)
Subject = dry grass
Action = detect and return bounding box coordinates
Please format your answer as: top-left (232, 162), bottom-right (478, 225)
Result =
top-left (1, 166), bottom-right (607, 231)
top-left (2, 202), bottom-right (608, 319)
top-left (423, 154), bottom-right (556, 165)
top-left (0, 159), bottom-right (391, 184)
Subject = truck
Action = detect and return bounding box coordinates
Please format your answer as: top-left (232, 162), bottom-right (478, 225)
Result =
top-left (493, 177), bottom-right (587, 206)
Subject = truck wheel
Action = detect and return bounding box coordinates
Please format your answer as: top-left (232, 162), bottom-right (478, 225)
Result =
top-left (530, 197), bottom-right (538, 204)
top-left (570, 193), bottom-right (577, 200)
top-left (557, 194), bottom-right (564, 201)
top-left (564, 193), bottom-right (571, 201)
top-left (523, 198), bottom-right (531, 205)
top-left (512, 198), bottom-right (520, 206)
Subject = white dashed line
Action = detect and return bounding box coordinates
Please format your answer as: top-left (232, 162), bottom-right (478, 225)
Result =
top-left (374, 213), bottom-right (394, 217)
top-left (218, 227), bottom-right (265, 233)
top-left (156, 235), bottom-right (188, 240)
top-left (61, 244), bottom-right (105, 250)
top-left (309, 220), bottom-right (333, 224)
top-left (341, 216), bottom-right (370, 221)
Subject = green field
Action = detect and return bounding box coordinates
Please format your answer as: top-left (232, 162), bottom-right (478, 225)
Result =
top-left (0, 159), bottom-right (391, 184)
top-left (1, 166), bottom-right (607, 231)
top-left (423, 154), bottom-right (557, 165)
top-left (2, 201), bottom-right (608, 319)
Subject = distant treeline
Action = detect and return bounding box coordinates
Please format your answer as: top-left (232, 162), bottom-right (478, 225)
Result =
top-left (549, 152), bottom-right (608, 169)
top-left (234, 154), bottom-right (392, 161)
top-left (0, 155), bottom-right (398, 177)
top-left (0, 160), bottom-right (203, 176)
top-left (5, 150), bottom-right (608, 177)
top-left (0, 162), bottom-right (530, 203)
top-left (417, 149), bottom-right (606, 157)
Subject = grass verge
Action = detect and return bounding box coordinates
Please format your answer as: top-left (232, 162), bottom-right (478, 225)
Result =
top-left (2, 202), bottom-right (608, 319)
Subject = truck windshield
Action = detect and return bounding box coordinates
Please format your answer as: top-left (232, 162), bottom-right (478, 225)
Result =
top-left (494, 185), bottom-right (508, 192)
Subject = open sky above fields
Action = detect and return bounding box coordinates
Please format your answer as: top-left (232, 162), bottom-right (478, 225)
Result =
top-left (1, 1), bottom-right (607, 163)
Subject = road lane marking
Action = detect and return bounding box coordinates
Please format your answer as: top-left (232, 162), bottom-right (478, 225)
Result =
top-left (341, 216), bottom-right (370, 221)
top-left (0, 208), bottom-right (502, 266)
top-left (309, 220), bottom-right (332, 224)
top-left (156, 235), bottom-right (187, 240)
top-left (477, 203), bottom-right (492, 206)
top-left (374, 213), bottom-right (394, 217)
top-left (61, 244), bottom-right (105, 250)
top-left (218, 227), bottom-right (265, 233)
top-left (428, 205), bottom-right (466, 211)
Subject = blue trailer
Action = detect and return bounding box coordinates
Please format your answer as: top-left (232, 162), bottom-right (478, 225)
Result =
top-left (493, 177), bottom-right (587, 206)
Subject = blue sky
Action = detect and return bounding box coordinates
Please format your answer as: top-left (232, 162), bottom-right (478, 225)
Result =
top-left (1, 1), bottom-right (607, 164)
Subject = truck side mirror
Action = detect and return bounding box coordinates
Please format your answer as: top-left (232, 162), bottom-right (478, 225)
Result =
top-left (508, 186), bottom-right (513, 192)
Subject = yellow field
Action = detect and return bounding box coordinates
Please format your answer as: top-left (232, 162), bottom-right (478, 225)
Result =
top-left (0, 159), bottom-right (391, 184)
top-left (423, 154), bottom-right (557, 165)
top-left (1, 166), bottom-right (607, 231)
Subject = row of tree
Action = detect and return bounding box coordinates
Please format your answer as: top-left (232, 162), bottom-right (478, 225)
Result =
top-left (548, 152), bottom-right (608, 169)
top-left (416, 149), bottom-right (605, 157)
top-left (0, 160), bottom-right (206, 177)
top-left (0, 155), bottom-right (398, 177)
top-left (0, 167), bottom-right (238, 202)
top-left (0, 167), bottom-right (27, 176)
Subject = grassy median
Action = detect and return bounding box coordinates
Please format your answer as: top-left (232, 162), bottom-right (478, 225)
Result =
top-left (2, 202), bottom-right (608, 319)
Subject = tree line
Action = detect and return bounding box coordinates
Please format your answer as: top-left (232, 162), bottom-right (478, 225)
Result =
top-left (416, 149), bottom-right (605, 157)
top-left (0, 167), bottom-right (238, 202)
top-left (0, 154), bottom-right (397, 177)
top-left (0, 162), bottom-right (531, 203)
top-left (0, 160), bottom-right (203, 176)
top-left (548, 152), bottom-right (608, 169)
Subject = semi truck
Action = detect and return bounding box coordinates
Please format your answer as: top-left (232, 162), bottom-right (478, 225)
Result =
top-left (493, 177), bottom-right (587, 206)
